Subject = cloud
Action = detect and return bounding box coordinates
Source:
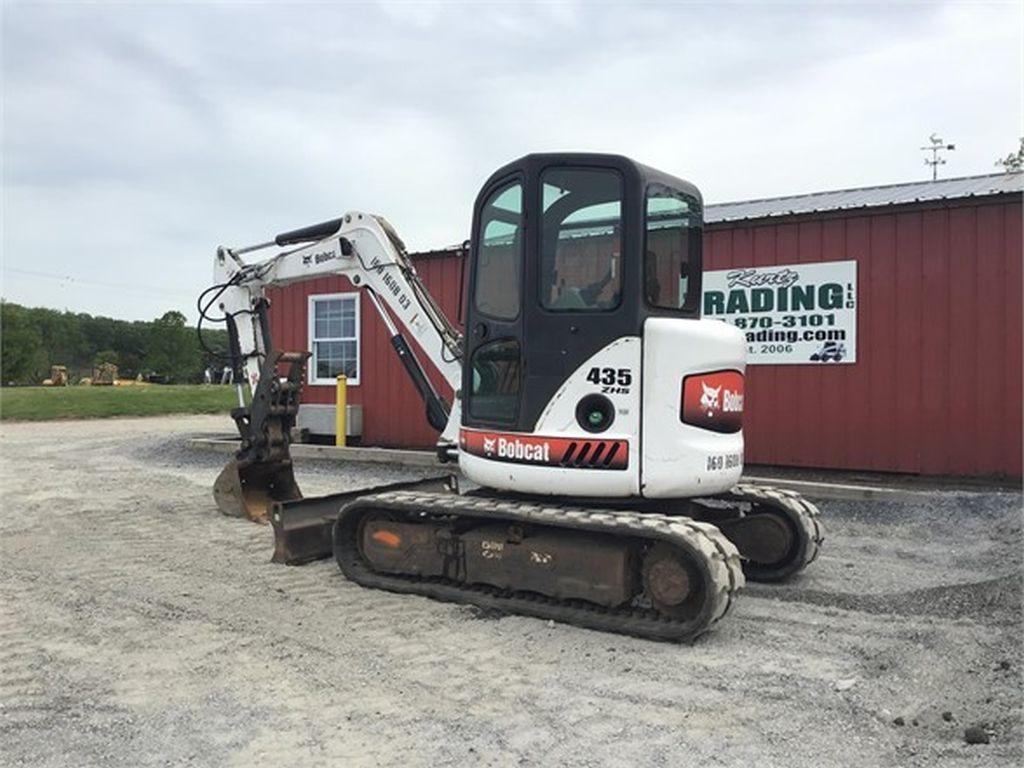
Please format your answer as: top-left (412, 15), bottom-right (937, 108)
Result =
top-left (2, 1), bottom-right (1019, 320)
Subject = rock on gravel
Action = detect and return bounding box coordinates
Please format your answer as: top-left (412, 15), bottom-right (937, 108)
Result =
top-left (964, 725), bottom-right (991, 745)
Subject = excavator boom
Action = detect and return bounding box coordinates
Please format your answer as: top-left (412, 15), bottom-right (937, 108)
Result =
top-left (203, 212), bottom-right (464, 523)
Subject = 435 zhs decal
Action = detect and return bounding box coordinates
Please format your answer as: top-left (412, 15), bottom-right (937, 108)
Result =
top-left (586, 367), bottom-right (632, 395)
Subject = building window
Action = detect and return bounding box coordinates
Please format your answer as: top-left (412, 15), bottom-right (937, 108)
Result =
top-left (308, 293), bottom-right (360, 385)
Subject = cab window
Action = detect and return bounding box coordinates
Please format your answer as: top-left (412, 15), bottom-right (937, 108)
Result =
top-left (645, 186), bottom-right (701, 311)
top-left (540, 168), bottom-right (623, 312)
top-left (474, 181), bottom-right (522, 320)
top-left (469, 339), bottom-right (521, 422)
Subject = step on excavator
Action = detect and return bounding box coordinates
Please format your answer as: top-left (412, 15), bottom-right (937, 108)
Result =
top-left (200, 153), bottom-right (824, 642)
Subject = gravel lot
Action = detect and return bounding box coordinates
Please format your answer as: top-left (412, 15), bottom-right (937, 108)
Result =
top-left (1, 415), bottom-right (1020, 767)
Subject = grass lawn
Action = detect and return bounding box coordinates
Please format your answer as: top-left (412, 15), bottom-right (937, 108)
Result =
top-left (0, 384), bottom-right (238, 421)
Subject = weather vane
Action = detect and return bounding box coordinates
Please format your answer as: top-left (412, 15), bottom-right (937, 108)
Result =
top-left (921, 133), bottom-right (955, 181)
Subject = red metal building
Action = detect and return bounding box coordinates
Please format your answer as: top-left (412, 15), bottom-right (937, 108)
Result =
top-left (267, 172), bottom-right (1023, 478)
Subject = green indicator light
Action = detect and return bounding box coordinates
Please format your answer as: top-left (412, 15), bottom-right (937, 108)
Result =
top-left (588, 411), bottom-right (603, 425)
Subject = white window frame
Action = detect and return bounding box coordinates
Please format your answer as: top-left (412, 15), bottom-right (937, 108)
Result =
top-left (308, 292), bottom-right (361, 386)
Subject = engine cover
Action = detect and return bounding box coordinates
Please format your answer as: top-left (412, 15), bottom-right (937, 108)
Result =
top-left (641, 317), bottom-right (745, 498)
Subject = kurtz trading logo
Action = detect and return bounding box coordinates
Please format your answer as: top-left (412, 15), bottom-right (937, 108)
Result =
top-left (725, 268), bottom-right (800, 289)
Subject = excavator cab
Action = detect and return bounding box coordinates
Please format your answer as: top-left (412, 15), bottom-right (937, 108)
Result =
top-left (456, 153), bottom-right (739, 501)
top-left (463, 153), bottom-right (704, 437)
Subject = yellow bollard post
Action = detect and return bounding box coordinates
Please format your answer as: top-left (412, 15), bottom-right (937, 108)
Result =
top-left (335, 374), bottom-right (347, 447)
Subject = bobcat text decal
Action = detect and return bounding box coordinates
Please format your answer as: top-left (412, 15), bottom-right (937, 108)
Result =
top-left (460, 429), bottom-right (628, 470)
top-left (681, 370), bottom-right (744, 434)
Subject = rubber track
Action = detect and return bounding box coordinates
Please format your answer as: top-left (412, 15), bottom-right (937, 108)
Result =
top-left (335, 491), bottom-right (746, 642)
top-left (712, 484), bottom-right (825, 581)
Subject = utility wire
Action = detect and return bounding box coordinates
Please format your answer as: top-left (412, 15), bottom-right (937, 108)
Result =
top-left (2, 267), bottom-right (197, 300)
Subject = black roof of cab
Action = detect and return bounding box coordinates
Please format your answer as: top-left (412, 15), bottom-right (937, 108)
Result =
top-left (479, 152), bottom-right (703, 211)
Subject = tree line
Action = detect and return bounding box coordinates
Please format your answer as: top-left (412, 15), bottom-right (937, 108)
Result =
top-left (0, 301), bottom-right (229, 385)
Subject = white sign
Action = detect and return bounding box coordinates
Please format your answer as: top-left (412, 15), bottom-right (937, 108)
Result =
top-left (702, 260), bottom-right (857, 365)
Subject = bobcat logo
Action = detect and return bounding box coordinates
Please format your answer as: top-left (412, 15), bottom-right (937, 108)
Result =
top-left (700, 383), bottom-right (721, 417)
top-left (482, 437), bottom-right (497, 456)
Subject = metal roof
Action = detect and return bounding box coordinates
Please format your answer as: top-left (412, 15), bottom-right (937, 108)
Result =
top-left (705, 171), bottom-right (1023, 224)
top-left (417, 172), bottom-right (1022, 256)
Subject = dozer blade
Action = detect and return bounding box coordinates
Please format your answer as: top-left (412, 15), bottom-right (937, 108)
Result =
top-left (213, 458), bottom-right (302, 524)
top-left (270, 475), bottom-right (457, 565)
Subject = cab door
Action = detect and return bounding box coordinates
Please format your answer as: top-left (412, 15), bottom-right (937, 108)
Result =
top-left (462, 176), bottom-right (526, 430)
top-left (520, 165), bottom-right (636, 431)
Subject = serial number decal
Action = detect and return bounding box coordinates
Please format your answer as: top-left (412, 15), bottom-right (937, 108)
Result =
top-left (370, 255), bottom-right (413, 310)
top-left (706, 453), bottom-right (742, 472)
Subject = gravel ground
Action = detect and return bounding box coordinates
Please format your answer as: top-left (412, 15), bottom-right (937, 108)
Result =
top-left (1, 415), bottom-right (1020, 768)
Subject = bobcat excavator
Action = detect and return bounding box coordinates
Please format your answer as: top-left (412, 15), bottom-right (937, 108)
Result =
top-left (201, 153), bottom-right (823, 642)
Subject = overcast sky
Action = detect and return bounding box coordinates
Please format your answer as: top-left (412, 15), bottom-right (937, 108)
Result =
top-left (2, 1), bottom-right (1020, 322)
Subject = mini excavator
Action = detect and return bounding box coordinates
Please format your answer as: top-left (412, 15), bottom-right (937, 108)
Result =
top-left (201, 153), bottom-right (823, 641)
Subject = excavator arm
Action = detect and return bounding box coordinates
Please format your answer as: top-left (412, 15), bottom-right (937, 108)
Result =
top-left (204, 212), bottom-right (463, 522)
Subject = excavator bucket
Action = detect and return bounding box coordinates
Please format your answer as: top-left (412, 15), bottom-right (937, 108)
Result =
top-left (213, 458), bottom-right (302, 524)
top-left (211, 347), bottom-right (311, 524)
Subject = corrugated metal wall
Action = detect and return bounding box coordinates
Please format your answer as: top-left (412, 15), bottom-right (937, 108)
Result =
top-left (269, 196), bottom-right (1022, 477)
top-left (705, 197), bottom-right (1021, 477)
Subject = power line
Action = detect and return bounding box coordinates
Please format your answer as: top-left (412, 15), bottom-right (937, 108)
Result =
top-left (2, 266), bottom-right (197, 300)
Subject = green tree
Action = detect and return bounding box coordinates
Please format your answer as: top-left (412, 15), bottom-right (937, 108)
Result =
top-left (996, 138), bottom-right (1024, 172)
top-left (93, 349), bottom-right (120, 366)
top-left (144, 310), bottom-right (203, 382)
top-left (0, 303), bottom-right (46, 383)
top-left (0, 302), bottom-right (229, 385)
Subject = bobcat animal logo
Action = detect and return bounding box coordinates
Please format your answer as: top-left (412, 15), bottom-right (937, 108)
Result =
top-left (700, 383), bottom-right (721, 417)
top-left (482, 437), bottom-right (497, 456)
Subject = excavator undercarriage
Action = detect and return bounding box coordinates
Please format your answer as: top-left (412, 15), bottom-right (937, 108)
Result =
top-left (334, 491), bottom-right (745, 642)
top-left (214, 362), bottom-right (822, 641)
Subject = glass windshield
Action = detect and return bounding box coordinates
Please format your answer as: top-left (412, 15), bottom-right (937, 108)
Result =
top-left (474, 181), bottom-right (523, 320)
top-left (541, 168), bottom-right (623, 312)
top-left (645, 185), bottom-right (701, 311)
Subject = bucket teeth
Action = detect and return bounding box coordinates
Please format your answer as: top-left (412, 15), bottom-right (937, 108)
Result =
top-left (213, 458), bottom-right (302, 524)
